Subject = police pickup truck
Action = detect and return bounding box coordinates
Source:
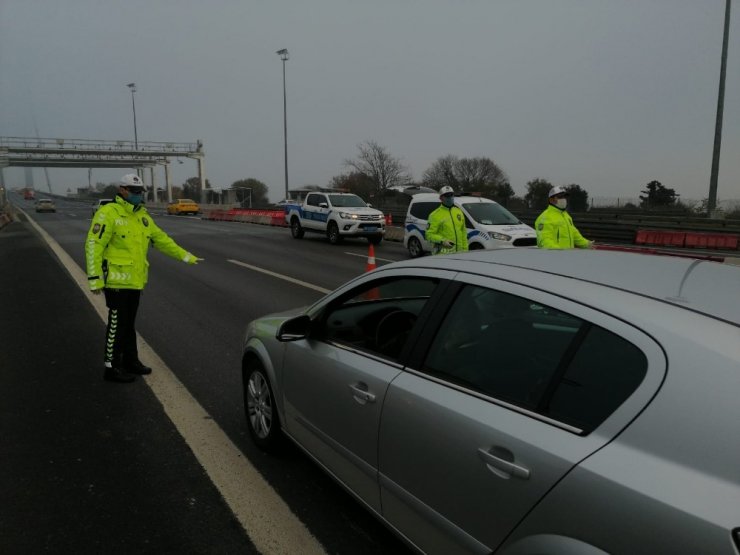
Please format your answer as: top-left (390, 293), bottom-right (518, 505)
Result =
top-left (285, 192), bottom-right (385, 245)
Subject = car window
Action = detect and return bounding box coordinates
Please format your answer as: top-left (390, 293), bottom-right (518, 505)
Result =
top-left (319, 277), bottom-right (439, 361)
top-left (306, 193), bottom-right (325, 207)
top-left (328, 194), bottom-right (366, 207)
top-left (461, 202), bottom-right (520, 225)
top-left (422, 284), bottom-right (648, 433)
top-left (409, 201), bottom-right (439, 220)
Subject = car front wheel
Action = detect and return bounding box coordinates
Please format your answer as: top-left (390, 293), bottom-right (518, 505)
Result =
top-left (327, 221), bottom-right (342, 244)
top-left (243, 360), bottom-right (282, 452)
top-left (407, 236), bottom-right (424, 258)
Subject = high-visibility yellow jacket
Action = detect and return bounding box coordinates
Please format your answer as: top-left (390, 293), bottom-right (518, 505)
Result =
top-left (535, 204), bottom-right (591, 249)
top-left (425, 205), bottom-right (469, 255)
top-left (86, 196), bottom-right (196, 290)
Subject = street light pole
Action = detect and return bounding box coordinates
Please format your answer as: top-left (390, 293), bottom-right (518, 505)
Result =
top-left (126, 83), bottom-right (138, 150)
top-left (708, 0), bottom-right (731, 215)
top-left (276, 49), bottom-right (289, 202)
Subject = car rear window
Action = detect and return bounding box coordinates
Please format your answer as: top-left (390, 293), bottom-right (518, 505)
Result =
top-left (422, 284), bottom-right (648, 433)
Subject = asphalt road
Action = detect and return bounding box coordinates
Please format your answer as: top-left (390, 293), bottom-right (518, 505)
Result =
top-left (1, 195), bottom-right (411, 554)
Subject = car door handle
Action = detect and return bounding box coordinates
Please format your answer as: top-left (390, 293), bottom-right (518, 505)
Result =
top-left (348, 383), bottom-right (376, 404)
top-left (478, 447), bottom-right (530, 480)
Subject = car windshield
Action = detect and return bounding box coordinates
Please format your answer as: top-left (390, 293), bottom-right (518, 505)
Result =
top-left (329, 194), bottom-right (366, 208)
top-left (462, 202), bottom-right (520, 225)
top-left (181, 199), bottom-right (196, 203)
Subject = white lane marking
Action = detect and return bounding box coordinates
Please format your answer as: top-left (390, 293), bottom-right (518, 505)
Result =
top-left (343, 251), bottom-right (397, 263)
top-left (227, 259), bottom-right (332, 294)
top-left (26, 215), bottom-right (327, 555)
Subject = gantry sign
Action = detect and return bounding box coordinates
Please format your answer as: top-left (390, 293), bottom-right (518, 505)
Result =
top-left (0, 136), bottom-right (207, 202)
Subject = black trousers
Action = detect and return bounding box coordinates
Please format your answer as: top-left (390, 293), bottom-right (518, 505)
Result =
top-left (103, 288), bottom-right (141, 368)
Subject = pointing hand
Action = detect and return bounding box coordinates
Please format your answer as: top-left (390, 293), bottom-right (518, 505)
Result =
top-left (184, 254), bottom-right (203, 265)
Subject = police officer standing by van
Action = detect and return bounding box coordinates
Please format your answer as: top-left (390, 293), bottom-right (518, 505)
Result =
top-left (425, 186), bottom-right (469, 255)
top-left (535, 185), bottom-right (594, 250)
top-left (86, 174), bottom-right (203, 383)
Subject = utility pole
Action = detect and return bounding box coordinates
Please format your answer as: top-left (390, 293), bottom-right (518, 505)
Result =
top-left (708, 0), bottom-right (731, 216)
top-left (277, 49), bottom-right (290, 201)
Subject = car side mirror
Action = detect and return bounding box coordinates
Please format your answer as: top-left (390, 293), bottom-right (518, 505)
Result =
top-left (367, 203), bottom-right (373, 208)
top-left (319, 202), bottom-right (329, 209)
top-left (277, 314), bottom-right (312, 342)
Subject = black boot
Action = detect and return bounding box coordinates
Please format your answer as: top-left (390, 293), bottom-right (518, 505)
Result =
top-left (104, 366), bottom-right (137, 383)
top-left (125, 360), bottom-right (152, 375)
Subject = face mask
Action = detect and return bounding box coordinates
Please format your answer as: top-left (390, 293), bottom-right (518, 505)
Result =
top-left (126, 193), bottom-right (143, 206)
top-left (555, 198), bottom-right (567, 210)
top-left (442, 196), bottom-right (454, 208)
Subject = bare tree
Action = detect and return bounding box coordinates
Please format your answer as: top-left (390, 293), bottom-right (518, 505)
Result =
top-left (422, 155), bottom-right (508, 198)
top-left (422, 155), bottom-right (460, 190)
top-left (343, 140), bottom-right (411, 200)
top-left (329, 172), bottom-right (376, 200)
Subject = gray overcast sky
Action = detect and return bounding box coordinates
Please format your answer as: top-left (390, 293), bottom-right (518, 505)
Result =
top-left (1, 0), bottom-right (739, 203)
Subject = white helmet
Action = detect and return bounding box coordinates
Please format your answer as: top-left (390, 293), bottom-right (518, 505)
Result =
top-left (120, 173), bottom-right (146, 190)
top-left (439, 186), bottom-right (455, 196)
top-left (548, 185), bottom-right (568, 198)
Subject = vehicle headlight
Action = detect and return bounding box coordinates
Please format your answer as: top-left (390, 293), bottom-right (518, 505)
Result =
top-left (490, 232), bottom-right (512, 241)
top-left (339, 212), bottom-right (358, 219)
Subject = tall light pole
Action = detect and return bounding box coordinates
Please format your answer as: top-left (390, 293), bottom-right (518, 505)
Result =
top-left (276, 49), bottom-right (289, 201)
top-left (126, 83), bottom-right (139, 150)
top-left (708, 0), bottom-right (731, 216)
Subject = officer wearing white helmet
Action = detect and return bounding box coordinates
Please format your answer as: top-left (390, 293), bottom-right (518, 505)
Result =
top-left (534, 185), bottom-right (593, 249)
top-left (85, 173), bottom-right (203, 383)
top-left (425, 186), bottom-right (469, 255)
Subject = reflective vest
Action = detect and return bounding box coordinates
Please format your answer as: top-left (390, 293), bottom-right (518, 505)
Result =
top-left (86, 196), bottom-right (191, 290)
top-left (535, 204), bottom-right (591, 249)
top-left (426, 205), bottom-right (469, 255)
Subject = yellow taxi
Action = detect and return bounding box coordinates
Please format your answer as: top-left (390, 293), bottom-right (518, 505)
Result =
top-left (166, 199), bottom-right (200, 216)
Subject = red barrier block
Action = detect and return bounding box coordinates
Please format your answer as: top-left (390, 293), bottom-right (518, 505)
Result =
top-left (270, 215), bottom-right (288, 227)
top-left (684, 232), bottom-right (739, 250)
top-left (635, 229), bottom-right (685, 247)
top-left (634, 229), bottom-right (649, 244)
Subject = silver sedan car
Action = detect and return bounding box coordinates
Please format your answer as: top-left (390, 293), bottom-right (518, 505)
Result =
top-left (241, 248), bottom-right (740, 555)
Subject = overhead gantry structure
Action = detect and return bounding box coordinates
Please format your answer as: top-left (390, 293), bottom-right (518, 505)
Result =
top-left (0, 136), bottom-right (207, 203)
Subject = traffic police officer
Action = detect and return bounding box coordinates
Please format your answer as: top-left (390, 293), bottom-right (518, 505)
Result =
top-left (535, 185), bottom-right (594, 250)
top-left (425, 186), bottom-right (469, 255)
top-left (86, 174), bottom-right (203, 383)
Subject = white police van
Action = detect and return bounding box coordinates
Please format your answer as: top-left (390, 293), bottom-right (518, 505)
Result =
top-left (403, 193), bottom-right (537, 257)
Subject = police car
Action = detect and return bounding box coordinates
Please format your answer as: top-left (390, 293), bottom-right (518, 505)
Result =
top-left (403, 193), bottom-right (537, 257)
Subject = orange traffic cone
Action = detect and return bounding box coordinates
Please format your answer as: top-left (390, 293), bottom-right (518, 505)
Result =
top-left (365, 244), bottom-right (380, 300)
top-left (366, 244), bottom-right (377, 272)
